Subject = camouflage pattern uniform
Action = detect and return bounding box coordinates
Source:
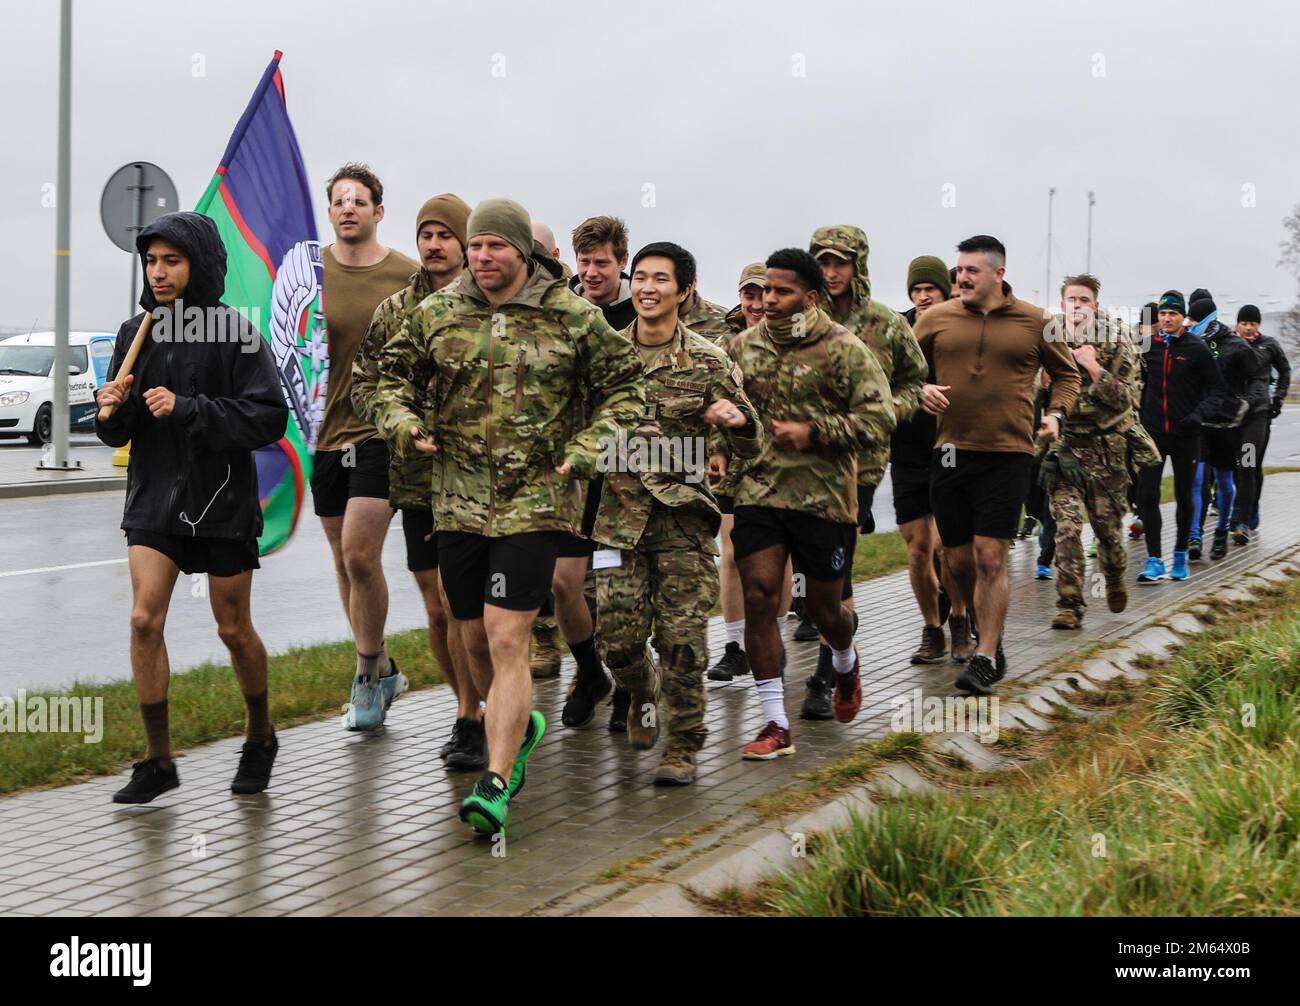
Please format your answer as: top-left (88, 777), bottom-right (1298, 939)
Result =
top-left (590, 321), bottom-right (762, 752)
top-left (726, 308), bottom-right (895, 525)
top-left (681, 290), bottom-right (733, 347)
top-left (351, 268), bottom-right (440, 510)
top-left (810, 226), bottom-right (927, 492)
top-left (1042, 313), bottom-right (1158, 614)
top-left (372, 255), bottom-right (645, 537)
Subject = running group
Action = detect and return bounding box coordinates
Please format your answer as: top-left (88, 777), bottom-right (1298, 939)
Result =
top-left (95, 165), bottom-right (1292, 837)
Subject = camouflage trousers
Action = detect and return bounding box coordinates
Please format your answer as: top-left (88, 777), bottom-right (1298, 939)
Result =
top-left (1047, 433), bottom-right (1130, 614)
top-left (595, 505), bottom-right (718, 753)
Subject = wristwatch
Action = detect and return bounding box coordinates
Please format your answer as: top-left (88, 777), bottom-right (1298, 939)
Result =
top-left (1046, 411), bottom-right (1066, 426)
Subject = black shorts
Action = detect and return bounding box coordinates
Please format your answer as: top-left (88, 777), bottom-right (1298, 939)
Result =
top-left (731, 506), bottom-right (856, 583)
top-left (930, 449), bottom-right (1032, 548)
top-left (126, 529), bottom-right (260, 577)
top-left (310, 438), bottom-right (390, 517)
top-left (1199, 428), bottom-right (1240, 470)
top-left (891, 461), bottom-right (933, 526)
top-left (437, 531), bottom-right (563, 620)
top-left (716, 494), bottom-right (735, 516)
top-left (557, 532), bottom-right (596, 559)
top-left (401, 508), bottom-right (438, 572)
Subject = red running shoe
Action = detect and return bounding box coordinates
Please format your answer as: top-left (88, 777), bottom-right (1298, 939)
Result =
top-left (742, 721), bottom-right (795, 760)
top-left (833, 650), bottom-right (862, 723)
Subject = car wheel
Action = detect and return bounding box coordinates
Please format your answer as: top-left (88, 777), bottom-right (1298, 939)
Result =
top-left (27, 403), bottom-right (52, 446)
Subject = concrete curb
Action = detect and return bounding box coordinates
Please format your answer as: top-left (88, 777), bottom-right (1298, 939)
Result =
top-left (0, 477), bottom-right (125, 499)
top-left (580, 548), bottom-right (1300, 917)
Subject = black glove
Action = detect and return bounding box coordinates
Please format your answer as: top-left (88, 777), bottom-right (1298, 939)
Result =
top-left (1174, 415), bottom-right (1199, 436)
top-left (1270, 398), bottom-right (1284, 419)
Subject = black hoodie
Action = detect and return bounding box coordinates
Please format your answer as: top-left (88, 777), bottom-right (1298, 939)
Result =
top-left (96, 212), bottom-right (288, 542)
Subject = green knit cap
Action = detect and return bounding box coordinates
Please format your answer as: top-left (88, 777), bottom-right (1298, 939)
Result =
top-left (467, 197), bottom-right (533, 261)
top-left (906, 255), bottom-right (951, 299)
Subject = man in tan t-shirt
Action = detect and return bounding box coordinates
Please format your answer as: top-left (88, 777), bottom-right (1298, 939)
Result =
top-left (313, 162), bottom-right (419, 731)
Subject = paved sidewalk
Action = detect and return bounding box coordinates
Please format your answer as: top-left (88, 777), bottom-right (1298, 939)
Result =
top-left (0, 439), bottom-right (124, 498)
top-left (2, 476), bottom-right (1299, 917)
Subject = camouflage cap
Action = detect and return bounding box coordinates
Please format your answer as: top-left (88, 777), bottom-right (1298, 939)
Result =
top-left (738, 262), bottom-right (766, 291)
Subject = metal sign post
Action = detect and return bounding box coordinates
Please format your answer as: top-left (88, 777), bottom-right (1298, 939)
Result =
top-left (38, 0), bottom-right (77, 471)
top-left (101, 161), bottom-right (179, 315)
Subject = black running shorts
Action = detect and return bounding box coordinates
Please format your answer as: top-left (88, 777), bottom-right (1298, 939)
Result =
top-left (731, 506), bottom-right (856, 583)
top-left (929, 449), bottom-right (1032, 548)
top-left (126, 529), bottom-right (260, 577)
top-left (310, 438), bottom-right (390, 517)
top-left (437, 530), bottom-right (564, 620)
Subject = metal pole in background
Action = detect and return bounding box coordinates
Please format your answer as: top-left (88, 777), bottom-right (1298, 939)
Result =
top-left (1045, 187), bottom-right (1056, 308)
top-left (128, 163), bottom-right (145, 315)
top-left (44, 0), bottom-right (75, 470)
top-left (1086, 190), bottom-right (1096, 273)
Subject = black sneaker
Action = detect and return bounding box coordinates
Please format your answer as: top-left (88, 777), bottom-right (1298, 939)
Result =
top-left (440, 718), bottom-right (466, 760)
top-left (707, 641), bottom-right (750, 682)
top-left (793, 615), bottom-right (820, 642)
top-left (446, 718), bottom-right (488, 771)
top-left (995, 636), bottom-right (1007, 676)
top-left (1211, 530), bottom-right (1229, 560)
top-left (799, 645), bottom-right (835, 720)
top-left (608, 687), bottom-right (631, 732)
top-left (562, 668), bottom-right (612, 728)
top-left (955, 653), bottom-right (1004, 696)
top-left (937, 586), bottom-right (952, 627)
top-left (232, 732), bottom-right (279, 795)
top-left (112, 757), bottom-right (180, 804)
top-left (1188, 537), bottom-right (1203, 561)
top-left (1017, 516), bottom-right (1038, 539)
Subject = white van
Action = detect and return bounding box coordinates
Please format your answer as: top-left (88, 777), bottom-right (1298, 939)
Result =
top-left (0, 331), bottom-right (118, 445)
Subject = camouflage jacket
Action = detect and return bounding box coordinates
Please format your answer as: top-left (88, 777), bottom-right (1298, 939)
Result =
top-left (726, 308), bottom-right (895, 525)
top-left (681, 292), bottom-right (733, 347)
top-left (372, 258), bottom-right (646, 537)
top-left (352, 268), bottom-right (438, 510)
top-left (1045, 312), bottom-right (1142, 439)
top-left (814, 225), bottom-right (927, 487)
top-left (591, 321), bottom-right (763, 550)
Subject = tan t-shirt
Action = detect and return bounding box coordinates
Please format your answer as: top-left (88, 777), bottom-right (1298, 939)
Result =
top-left (318, 245), bottom-right (420, 451)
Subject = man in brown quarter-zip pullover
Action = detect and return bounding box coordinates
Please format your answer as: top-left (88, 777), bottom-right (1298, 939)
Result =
top-left (913, 235), bottom-right (1079, 697)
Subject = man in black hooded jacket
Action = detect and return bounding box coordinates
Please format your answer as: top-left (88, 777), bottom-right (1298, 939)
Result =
top-left (95, 211), bottom-right (288, 804)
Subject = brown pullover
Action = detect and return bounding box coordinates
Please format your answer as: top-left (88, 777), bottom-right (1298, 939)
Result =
top-left (913, 284), bottom-right (1080, 454)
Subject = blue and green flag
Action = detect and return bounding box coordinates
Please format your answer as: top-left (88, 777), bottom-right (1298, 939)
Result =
top-left (194, 50), bottom-right (326, 554)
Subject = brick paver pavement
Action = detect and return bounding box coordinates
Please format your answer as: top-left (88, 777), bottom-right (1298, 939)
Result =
top-left (3, 475), bottom-right (1299, 916)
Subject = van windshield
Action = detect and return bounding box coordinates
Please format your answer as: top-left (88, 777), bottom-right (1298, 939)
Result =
top-left (0, 346), bottom-right (55, 376)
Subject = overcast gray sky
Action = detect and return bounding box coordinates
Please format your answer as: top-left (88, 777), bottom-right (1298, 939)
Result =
top-left (3, 0), bottom-right (1298, 332)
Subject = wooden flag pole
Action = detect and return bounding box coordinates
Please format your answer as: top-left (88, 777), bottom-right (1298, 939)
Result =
top-left (96, 311), bottom-right (153, 421)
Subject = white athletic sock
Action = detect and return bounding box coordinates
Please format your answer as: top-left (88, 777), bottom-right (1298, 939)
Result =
top-left (357, 644), bottom-right (392, 682)
top-left (725, 620), bottom-right (746, 650)
top-left (755, 676), bottom-right (789, 730)
top-left (832, 644), bottom-right (856, 676)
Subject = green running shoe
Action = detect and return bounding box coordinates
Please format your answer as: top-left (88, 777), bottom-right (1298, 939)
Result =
top-left (509, 710), bottom-right (546, 797)
top-left (459, 772), bottom-right (509, 834)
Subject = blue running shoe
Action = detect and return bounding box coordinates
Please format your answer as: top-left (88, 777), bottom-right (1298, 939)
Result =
top-left (1137, 557), bottom-right (1166, 584)
top-left (1169, 550), bottom-right (1189, 580)
top-left (380, 662), bottom-right (410, 710)
top-left (342, 675), bottom-right (385, 731)
top-left (1035, 563), bottom-right (1053, 580)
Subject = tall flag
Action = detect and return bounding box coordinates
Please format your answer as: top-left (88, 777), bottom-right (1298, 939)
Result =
top-left (194, 50), bottom-right (326, 554)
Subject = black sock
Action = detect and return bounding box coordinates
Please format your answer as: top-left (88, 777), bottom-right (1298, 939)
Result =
top-left (568, 635), bottom-right (603, 680)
